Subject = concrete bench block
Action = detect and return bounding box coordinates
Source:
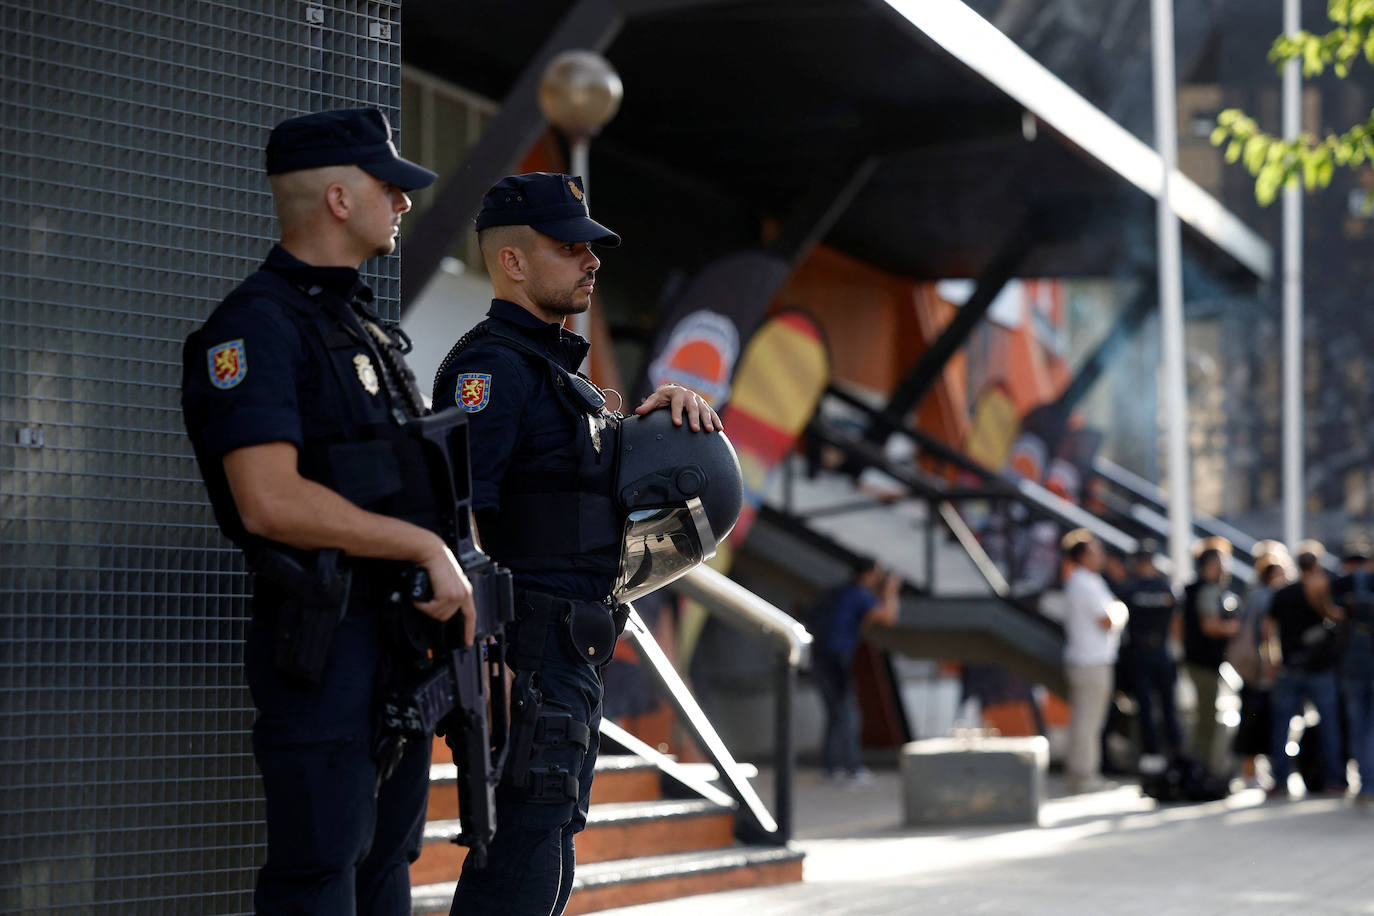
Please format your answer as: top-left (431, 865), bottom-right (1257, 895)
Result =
top-left (900, 735), bottom-right (1048, 826)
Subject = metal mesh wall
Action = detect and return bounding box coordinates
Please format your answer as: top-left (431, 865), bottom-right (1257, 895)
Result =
top-left (1, 2), bottom-right (403, 911)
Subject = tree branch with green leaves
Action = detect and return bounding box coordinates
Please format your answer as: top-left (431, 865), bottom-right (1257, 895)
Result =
top-left (1211, 0), bottom-right (1374, 205)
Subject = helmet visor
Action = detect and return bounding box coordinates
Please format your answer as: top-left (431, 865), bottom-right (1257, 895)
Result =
top-left (612, 497), bottom-right (717, 604)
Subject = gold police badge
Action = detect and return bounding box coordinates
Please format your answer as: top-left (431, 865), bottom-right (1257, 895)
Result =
top-left (568, 179), bottom-right (583, 201)
top-left (354, 353), bottom-right (380, 395)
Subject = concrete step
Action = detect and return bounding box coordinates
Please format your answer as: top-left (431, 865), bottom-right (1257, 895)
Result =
top-left (425, 754), bottom-right (663, 822)
top-left (587, 755), bottom-right (665, 805)
top-left (411, 797), bottom-right (736, 887)
top-left (411, 844), bottom-right (805, 916)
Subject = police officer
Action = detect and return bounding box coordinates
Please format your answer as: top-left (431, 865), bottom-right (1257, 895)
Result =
top-left (180, 108), bottom-right (475, 915)
top-left (433, 172), bottom-right (720, 915)
top-left (1118, 542), bottom-right (1184, 759)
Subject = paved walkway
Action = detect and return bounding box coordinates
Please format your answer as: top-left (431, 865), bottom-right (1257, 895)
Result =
top-left (597, 767), bottom-right (1374, 916)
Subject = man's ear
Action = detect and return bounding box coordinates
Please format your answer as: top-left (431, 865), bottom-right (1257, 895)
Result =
top-left (325, 182), bottom-right (350, 221)
top-left (496, 245), bottom-right (524, 282)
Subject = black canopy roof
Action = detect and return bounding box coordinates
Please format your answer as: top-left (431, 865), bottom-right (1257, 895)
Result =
top-left (402, 0), bottom-right (1268, 289)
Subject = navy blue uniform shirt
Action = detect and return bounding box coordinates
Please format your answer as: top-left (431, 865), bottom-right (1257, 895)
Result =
top-left (1121, 574), bottom-right (1178, 653)
top-left (433, 299), bottom-right (613, 600)
top-left (184, 244), bottom-right (369, 449)
top-left (182, 245), bottom-right (405, 546)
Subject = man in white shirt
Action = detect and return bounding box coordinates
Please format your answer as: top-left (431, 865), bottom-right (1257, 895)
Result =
top-left (1061, 529), bottom-right (1128, 793)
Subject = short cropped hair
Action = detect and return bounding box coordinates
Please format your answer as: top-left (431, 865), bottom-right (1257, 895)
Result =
top-left (1067, 539), bottom-right (1097, 564)
top-left (1196, 548), bottom-right (1223, 572)
top-left (851, 556), bottom-right (879, 579)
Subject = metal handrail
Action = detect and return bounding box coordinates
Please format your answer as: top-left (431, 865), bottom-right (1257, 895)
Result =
top-left (937, 500), bottom-right (1010, 597)
top-left (676, 565), bottom-right (813, 668)
top-left (618, 566), bottom-right (812, 846)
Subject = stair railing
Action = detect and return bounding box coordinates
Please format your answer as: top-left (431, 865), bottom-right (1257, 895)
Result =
top-left (805, 409), bottom-right (1135, 599)
top-left (804, 383), bottom-right (1288, 612)
top-left (1090, 454), bottom-right (1291, 581)
top-left (817, 385), bottom-right (1138, 554)
top-left (620, 565), bottom-right (811, 845)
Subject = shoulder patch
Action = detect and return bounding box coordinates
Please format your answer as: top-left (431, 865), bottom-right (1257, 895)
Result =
top-left (457, 372), bottom-right (492, 412)
top-left (207, 339), bottom-right (247, 389)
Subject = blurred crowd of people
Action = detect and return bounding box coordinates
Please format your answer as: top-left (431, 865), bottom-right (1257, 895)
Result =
top-left (1059, 528), bottom-right (1374, 808)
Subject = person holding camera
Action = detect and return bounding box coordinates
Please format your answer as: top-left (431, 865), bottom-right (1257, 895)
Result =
top-left (807, 558), bottom-right (901, 784)
top-left (1265, 544), bottom-right (1347, 797)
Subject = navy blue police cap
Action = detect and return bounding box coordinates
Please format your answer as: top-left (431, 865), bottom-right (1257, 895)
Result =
top-left (475, 173), bottom-right (621, 246)
top-left (265, 108), bottom-right (437, 192)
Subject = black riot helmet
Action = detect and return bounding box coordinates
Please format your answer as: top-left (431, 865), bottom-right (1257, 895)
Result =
top-left (612, 409), bottom-right (743, 603)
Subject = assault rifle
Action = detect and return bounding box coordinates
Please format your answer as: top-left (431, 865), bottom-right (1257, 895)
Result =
top-left (375, 409), bottom-right (514, 868)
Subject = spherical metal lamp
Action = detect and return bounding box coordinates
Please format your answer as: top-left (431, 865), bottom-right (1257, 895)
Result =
top-left (537, 50), bottom-right (622, 361)
top-left (538, 50), bottom-right (623, 144)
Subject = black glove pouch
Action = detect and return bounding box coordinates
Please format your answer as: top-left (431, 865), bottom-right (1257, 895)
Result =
top-left (563, 601), bottom-right (618, 666)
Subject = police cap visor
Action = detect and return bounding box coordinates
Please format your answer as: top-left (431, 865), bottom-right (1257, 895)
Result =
top-left (475, 173), bottom-right (621, 247)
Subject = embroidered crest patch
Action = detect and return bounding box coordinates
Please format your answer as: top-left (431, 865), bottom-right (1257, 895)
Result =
top-left (207, 339), bottom-right (246, 389)
top-left (457, 373), bottom-right (492, 412)
top-left (354, 353), bottom-right (380, 395)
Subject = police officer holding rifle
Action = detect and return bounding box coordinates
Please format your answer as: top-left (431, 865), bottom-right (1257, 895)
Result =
top-left (180, 108), bottom-right (475, 916)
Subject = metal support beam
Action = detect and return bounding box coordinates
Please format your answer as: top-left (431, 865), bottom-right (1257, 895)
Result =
top-left (877, 220), bottom-right (1035, 429)
top-left (634, 155), bottom-right (878, 398)
top-left (1052, 276), bottom-right (1157, 413)
top-left (767, 156), bottom-right (879, 266)
top-left (399, 0), bottom-right (624, 310)
top-left (614, 0), bottom-right (739, 12)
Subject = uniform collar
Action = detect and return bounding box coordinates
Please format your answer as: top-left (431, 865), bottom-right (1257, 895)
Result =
top-left (262, 244), bottom-right (371, 302)
top-left (487, 298), bottom-right (590, 368)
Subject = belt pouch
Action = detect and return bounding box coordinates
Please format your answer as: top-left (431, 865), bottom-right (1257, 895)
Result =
top-left (563, 601), bottom-right (617, 665)
top-left (273, 599), bottom-right (342, 684)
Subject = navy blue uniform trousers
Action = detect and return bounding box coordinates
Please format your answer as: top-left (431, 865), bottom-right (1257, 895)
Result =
top-left (1127, 649), bottom-right (1184, 756)
top-left (450, 624), bottom-right (603, 916)
top-left (246, 601), bottom-right (430, 916)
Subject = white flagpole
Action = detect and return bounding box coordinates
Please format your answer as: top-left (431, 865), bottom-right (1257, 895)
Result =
top-left (1151, 0), bottom-right (1193, 584)
top-left (1282, 0), bottom-right (1304, 550)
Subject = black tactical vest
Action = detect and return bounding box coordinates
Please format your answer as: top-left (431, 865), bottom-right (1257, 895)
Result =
top-left (209, 269), bottom-right (443, 543)
top-left (438, 322), bottom-right (622, 578)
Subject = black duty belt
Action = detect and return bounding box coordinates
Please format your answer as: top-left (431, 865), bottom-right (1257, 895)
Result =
top-left (511, 588), bottom-right (625, 669)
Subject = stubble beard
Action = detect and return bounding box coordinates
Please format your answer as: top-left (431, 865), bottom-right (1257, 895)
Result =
top-left (534, 275), bottom-right (594, 317)
top-left (358, 216), bottom-right (399, 260)
top-left (376, 221), bottom-right (400, 258)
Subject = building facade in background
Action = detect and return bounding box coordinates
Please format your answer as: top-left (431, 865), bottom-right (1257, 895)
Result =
top-left (975, 0), bottom-right (1374, 544)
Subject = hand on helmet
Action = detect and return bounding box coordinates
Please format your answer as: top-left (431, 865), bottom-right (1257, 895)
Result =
top-left (635, 383), bottom-right (722, 433)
